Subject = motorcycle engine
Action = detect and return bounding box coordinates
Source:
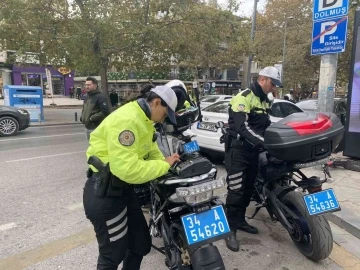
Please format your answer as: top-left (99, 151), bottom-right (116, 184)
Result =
top-left (175, 156), bottom-right (213, 178)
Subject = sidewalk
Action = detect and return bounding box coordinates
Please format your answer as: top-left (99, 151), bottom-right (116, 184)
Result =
top-left (0, 97), bottom-right (83, 107)
top-left (302, 155), bottom-right (360, 240)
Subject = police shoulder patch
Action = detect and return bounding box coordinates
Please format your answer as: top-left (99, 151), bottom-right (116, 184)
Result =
top-left (118, 130), bottom-right (135, 146)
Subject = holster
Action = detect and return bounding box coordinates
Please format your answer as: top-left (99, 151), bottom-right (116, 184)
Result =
top-left (224, 133), bottom-right (231, 152)
top-left (92, 166), bottom-right (130, 197)
top-left (224, 130), bottom-right (241, 152)
top-left (88, 155), bottom-right (130, 198)
top-left (92, 164), bottom-right (111, 198)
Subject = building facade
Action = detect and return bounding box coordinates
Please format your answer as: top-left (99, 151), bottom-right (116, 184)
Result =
top-left (12, 65), bottom-right (74, 96)
top-left (0, 51), bottom-right (75, 97)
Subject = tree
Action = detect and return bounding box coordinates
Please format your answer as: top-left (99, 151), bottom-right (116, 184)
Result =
top-left (168, 2), bottom-right (250, 80)
top-left (0, 0), bottom-right (251, 101)
top-left (253, 0), bottom-right (359, 97)
top-left (0, 0), bottom-right (197, 104)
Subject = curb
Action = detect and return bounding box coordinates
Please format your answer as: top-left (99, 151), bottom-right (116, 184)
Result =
top-left (329, 222), bottom-right (360, 261)
top-left (44, 105), bottom-right (83, 108)
top-left (326, 206), bottom-right (360, 240)
top-left (29, 122), bottom-right (83, 127)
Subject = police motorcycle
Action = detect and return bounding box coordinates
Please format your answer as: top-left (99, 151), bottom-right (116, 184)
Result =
top-left (142, 81), bottom-right (229, 269)
top-left (217, 111), bottom-right (344, 261)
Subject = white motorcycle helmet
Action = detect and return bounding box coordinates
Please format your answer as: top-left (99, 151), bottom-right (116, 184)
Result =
top-left (166, 79), bottom-right (187, 92)
top-left (165, 80), bottom-right (199, 128)
top-left (284, 93), bottom-right (293, 101)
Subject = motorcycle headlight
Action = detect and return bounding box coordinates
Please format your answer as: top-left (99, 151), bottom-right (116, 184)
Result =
top-left (175, 177), bottom-right (225, 205)
top-left (17, 109), bottom-right (29, 115)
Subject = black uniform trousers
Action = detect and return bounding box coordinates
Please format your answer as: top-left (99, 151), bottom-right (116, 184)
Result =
top-left (83, 176), bottom-right (151, 270)
top-left (225, 144), bottom-right (259, 231)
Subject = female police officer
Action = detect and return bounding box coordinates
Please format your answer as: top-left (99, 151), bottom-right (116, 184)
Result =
top-left (83, 85), bottom-right (181, 270)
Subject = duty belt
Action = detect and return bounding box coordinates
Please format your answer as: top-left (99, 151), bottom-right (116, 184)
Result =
top-left (87, 156), bottom-right (131, 197)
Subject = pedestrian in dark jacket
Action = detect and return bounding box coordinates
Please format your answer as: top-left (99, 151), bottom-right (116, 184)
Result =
top-left (80, 77), bottom-right (110, 140)
top-left (76, 87), bottom-right (82, 99)
top-left (109, 89), bottom-right (119, 108)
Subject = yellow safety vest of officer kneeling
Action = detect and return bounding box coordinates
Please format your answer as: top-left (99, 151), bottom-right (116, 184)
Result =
top-left (86, 101), bottom-right (170, 184)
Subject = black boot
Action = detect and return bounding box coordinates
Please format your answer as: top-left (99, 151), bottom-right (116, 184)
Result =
top-left (238, 221), bottom-right (259, 234)
top-left (225, 231), bottom-right (239, 252)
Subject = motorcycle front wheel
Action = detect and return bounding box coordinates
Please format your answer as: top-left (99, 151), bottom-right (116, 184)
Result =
top-left (282, 191), bottom-right (333, 261)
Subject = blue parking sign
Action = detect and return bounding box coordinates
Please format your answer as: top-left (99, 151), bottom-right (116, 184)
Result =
top-left (311, 16), bottom-right (348, 55)
top-left (313, 0), bottom-right (349, 21)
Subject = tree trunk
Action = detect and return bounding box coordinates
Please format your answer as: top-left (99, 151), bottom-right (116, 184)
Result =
top-left (99, 61), bottom-right (112, 111)
top-left (93, 28), bottom-right (112, 111)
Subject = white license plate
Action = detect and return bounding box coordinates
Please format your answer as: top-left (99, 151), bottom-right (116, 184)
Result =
top-left (197, 122), bottom-right (217, 132)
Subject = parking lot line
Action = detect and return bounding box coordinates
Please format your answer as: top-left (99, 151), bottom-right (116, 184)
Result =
top-left (5, 151), bottom-right (85, 163)
top-left (0, 222), bottom-right (17, 232)
top-left (0, 228), bottom-right (95, 270)
top-left (0, 133), bottom-right (84, 142)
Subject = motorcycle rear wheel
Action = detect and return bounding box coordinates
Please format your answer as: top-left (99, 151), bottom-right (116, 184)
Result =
top-left (282, 191), bottom-right (333, 261)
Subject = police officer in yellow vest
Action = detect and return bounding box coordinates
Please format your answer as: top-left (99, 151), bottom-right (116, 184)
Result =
top-left (225, 67), bottom-right (282, 252)
top-left (83, 85), bottom-right (181, 269)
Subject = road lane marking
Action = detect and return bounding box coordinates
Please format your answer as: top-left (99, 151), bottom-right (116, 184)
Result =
top-left (0, 133), bottom-right (84, 142)
top-left (5, 151), bottom-right (85, 163)
top-left (0, 228), bottom-right (96, 270)
top-left (0, 222), bottom-right (16, 232)
top-left (30, 124), bottom-right (83, 129)
top-left (67, 203), bottom-right (84, 211)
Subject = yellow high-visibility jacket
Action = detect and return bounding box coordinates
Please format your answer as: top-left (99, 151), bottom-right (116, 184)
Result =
top-left (86, 101), bottom-right (170, 184)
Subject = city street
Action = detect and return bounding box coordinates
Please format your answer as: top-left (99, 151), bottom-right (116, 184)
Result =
top-left (0, 125), bottom-right (349, 269)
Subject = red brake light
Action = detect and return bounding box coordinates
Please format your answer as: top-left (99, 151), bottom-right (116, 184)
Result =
top-left (308, 186), bottom-right (322, 193)
top-left (285, 113), bottom-right (332, 135)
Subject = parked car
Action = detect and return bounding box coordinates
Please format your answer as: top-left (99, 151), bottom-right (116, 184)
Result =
top-left (296, 98), bottom-right (347, 152)
top-left (199, 95), bottom-right (233, 109)
top-left (0, 106), bottom-right (30, 136)
top-left (296, 98), bottom-right (347, 125)
top-left (188, 99), bottom-right (304, 153)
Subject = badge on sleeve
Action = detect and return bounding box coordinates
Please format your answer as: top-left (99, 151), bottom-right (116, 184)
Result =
top-left (118, 130), bottom-right (135, 146)
top-left (238, 104), bottom-right (245, 111)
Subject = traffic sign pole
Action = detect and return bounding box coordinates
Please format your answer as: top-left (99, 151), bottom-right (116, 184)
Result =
top-left (318, 54), bottom-right (338, 113)
top-left (312, 0), bottom-right (349, 113)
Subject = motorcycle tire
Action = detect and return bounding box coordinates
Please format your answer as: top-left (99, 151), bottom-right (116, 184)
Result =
top-left (173, 228), bottom-right (225, 270)
top-left (282, 191), bottom-right (333, 261)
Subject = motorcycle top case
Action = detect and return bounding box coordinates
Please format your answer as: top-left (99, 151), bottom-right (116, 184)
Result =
top-left (264, 112), bottom-right (344, 162)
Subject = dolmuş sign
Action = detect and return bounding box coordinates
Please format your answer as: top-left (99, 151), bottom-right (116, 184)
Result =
top-left (313, 0), bottom-right (349, 21)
